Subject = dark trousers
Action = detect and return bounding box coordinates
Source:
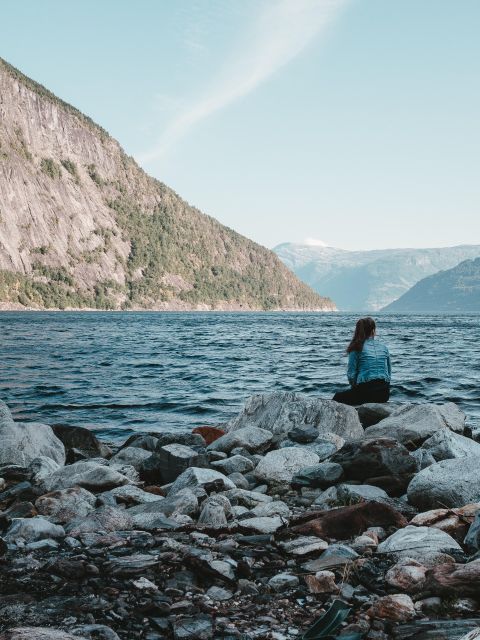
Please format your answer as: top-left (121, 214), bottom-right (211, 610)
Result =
top-left (333, 379), bottom-right (390, 406)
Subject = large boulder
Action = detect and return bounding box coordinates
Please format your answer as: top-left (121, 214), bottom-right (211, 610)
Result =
top-left (356, 403), bottom-right (402, 428)
top-left (207, 426), bottom-right (273, 454)
top-left (364, 403), bottom-right (465, 445)
top-left (41, 460), bottom-right (131, 493)
top-left (407, 456), bottom-right (480, 509)
top-left (377, 525), bottom-right (462, 562)
top-left (421, 430), bottom-right (480, 461)
top-left (330, 438), bottom-right (419, 480)
top-left (129, 490), bottom-right (198, 518)
top-left (225, 392), bottom-right (363, 445)
top-left (0, 401), bottom-right (65, 467)
top-left (254, 447), bottom-right (320, 484)
top-left (108, 447), bottom-right (151, 470)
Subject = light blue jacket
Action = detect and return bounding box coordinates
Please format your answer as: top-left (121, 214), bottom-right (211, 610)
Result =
top-left (347, 337), bottom-right (391, 386)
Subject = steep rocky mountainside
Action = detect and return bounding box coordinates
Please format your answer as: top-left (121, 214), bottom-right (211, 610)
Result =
top-left (383, 257), bottom-right (480, 313)
top-left (0, 58), bottom-right (334, 311)
top-left (275, 242), bottom-right (480, 311)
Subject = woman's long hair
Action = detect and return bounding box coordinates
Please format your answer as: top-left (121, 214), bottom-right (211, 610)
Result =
top-left (347, 317), bottom-right (376, 353)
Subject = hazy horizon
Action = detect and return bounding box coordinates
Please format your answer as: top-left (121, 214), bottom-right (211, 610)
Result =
top-left (1, 0), bottom-right (478, 251)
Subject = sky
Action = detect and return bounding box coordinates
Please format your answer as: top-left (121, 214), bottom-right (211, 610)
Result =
top-left (1, 0), bottom-right (479, 251)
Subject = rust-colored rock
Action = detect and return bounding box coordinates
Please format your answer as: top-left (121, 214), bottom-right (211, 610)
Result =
top-left (385, 559), bottom-right (428, 593)
top-left (410, 503), bottom-right (479, 541)
top-left (424, 559), bottom-right (480, 596)
top-left (192, 426), bottom-right (226, 445)
top-left (288, 501), bottom-right (407, 539)
top-left (367, 594), bottom-right (415, 622)
top-left (304, 570), bottom-right (337, 594)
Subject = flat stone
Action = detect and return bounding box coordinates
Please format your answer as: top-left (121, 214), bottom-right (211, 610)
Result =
top-left (206, 586), bottom-right (233, 601)
top-left (336, 483), bottom-right (388, 503)
top-left (303, 544), bottom-right (359, 571)
top-left (254, 447), bottom-right (320, 484)
top-left (129, 489), bottom-right (198, 517)
top-left (223, 488), bottom-right (272, 507)
top-left (251, 500), bottom-right (291, 518)
top-left (279, 536), bottom-right (328, 556)
top-left (99, 484), bottom-right (162, 506)
top-left (173, 614), bottom-right (213, 640)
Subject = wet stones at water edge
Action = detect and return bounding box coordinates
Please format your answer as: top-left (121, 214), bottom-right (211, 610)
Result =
top-left (0, 392), bottom-right (480, 639)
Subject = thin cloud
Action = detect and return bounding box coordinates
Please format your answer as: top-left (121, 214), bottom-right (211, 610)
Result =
top-left (138, 0), bottom-right (348, 165)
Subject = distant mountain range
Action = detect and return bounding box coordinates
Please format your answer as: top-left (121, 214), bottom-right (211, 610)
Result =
top-left (383, 258), bottom-right (480, 312)
top-left (274, 242), bottom-right (480, 311)
top-left (0, 57), bottom-right (334, 311)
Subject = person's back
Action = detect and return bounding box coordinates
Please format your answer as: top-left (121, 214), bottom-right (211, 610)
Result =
top-left (333, 317), bottom-right (391, 406)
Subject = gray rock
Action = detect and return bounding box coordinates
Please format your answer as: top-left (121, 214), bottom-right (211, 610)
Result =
top-left (365, 403), bottom-right (465, 445)
top-left (28, 456), bottom-right (61, 482)
top-left (223, 488), bottom-right (272, 508)
top-left (291, 462), bottom-right (344, 489)
top-left (154, 432), bottom-right (206, 449)
top-left (119, 433), bottom-right (160, 451)
top-left (407, 456), bottom-right (480, 509)
top-left (279, 536), bottom-right (329, 556)
top-left (0, 629), bottom-right (89, 640)
top-left (41, 460), bottom-right (131, 493)
top-left (251, 500), bottom-right (291, 518)
top-left (331, 437), bottom-right (419, 480)
top-left (337, 483), bottom-right (389, 503)
top-left (288, 425), bottom-right (319, 443)
top-left (130, 511), bottom-right (180, 531)
top-left (173, 614), bottom-right (212, 640)
top-left (206, 586), bottom-right (233, 601)
top-left (99, 484), bottom-right (161, 506)
top-left (108, 447), bottom-right (151, 470)
top-left (303, 544), bottom-right (359, 571)
top-left (279, 439), bottom-right (338, 461)
top-left (70, 626), bottom-right (120, 640)
top-left (35, 486), bottom-right (96, 523)
top-left (66, 505), bottom-right (134, 535)
top-left (464, 512), bottom-right (480, 552)
top-left (421, 429), bottom-right (480, 461)
top-left (198, 495), bottom-right (231, 527)
top-left (378, 525), bottom-right (462, 562)
top-left (313, 486), bottom-right (339, 508)
top-left (240, 515), bottom-right (285, 533)
top-left (356, 402), bottom-right (402, 428)
top-left (5, 516), bottom-right (65, 543)
top-left (25, 539), bottom-right (59, 551)
top-left (207, 426), bottom-right (273, 454)
top-left (141, 443), bottom-right (207, 484)
top-left (410, 449), bottom-right (436, 470)
top-left (227, 472), bottom-right (250, 489)
top-left (255, 447), bottom-right (320, 484)
top-left (167, 467), bottom-right (235, 496)
top-left (0, 401), bottom-right (65, 467)
top-left (51, 423), bottom-right (111, 459)
top-left (225, 391), bottom-right (363, 445)
top-left (211, 455), bottom-right (254, 475)
top-left (129, 489), bottom-right (198, 517)
top-left (268, 572), bottom-right (300, 592)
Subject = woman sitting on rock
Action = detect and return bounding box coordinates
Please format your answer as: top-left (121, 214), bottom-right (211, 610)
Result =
top-left (333, 316), bottom-right (391, 406)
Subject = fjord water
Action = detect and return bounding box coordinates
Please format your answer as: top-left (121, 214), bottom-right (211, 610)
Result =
top-left (0, 312), bottom-right (478, 440)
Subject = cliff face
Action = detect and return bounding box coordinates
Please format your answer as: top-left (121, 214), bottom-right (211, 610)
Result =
top-left (0, 58), bottom-right (335, 311)
top-left (383, 258), bottom-right (480, 313)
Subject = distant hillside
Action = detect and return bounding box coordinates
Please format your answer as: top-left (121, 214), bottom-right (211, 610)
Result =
top-left (0, 58), bottom-right (334, 311)
top-left (383, 258), bottom-right (480, 312)
top-left (274, 242), bottom-right (480, 311)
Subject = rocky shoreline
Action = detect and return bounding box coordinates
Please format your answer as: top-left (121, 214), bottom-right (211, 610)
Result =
top-left (1, 392), bottom-right (480, 640)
